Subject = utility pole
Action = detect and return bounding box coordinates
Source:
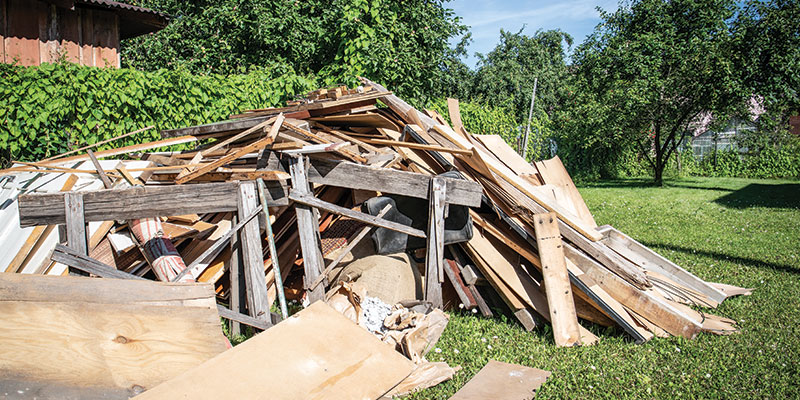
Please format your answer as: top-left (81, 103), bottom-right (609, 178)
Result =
top-left (521, 77), bottom-right (538, 160)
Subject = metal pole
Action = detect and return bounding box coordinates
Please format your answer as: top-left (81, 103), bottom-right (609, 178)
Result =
top-left (257, 178), bottom-right (289, 319)
top-left (521, 77), bottom-right (538, 160)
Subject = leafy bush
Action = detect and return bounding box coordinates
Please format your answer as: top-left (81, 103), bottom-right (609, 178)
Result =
top-left (427, 98), bottom-right (519, 142)
top-left (0, 62), bottom-right (315, 163)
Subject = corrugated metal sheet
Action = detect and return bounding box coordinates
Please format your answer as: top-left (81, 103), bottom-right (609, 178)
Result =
top-left (0, 160), bottom-right (151, 275)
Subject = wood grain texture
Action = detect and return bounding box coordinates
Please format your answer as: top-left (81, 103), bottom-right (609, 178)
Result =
top-left (262, 151), bottom-right (482, 207)
top-left (237, 182), bottom-right (271, 323)
top-left (289, 156), bottom-right (326, 302)
top-left (425, 177), bottom-right (446, 308)
top-left (18, 181), bottom-right (288, 227)
top-left (64, 192), bottom-right (87, 255)
top-left (0, 274), bottom-right (227, 391)
top-left (532, 212), bottom-right (582, 347)
top-left (449, 360), bottom-right (550, 400)
top-left (133, 301), bottom-right (413, 400)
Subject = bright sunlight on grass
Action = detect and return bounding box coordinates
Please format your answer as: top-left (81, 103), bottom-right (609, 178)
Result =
top-left (411, 177), bottom-right (800, 399)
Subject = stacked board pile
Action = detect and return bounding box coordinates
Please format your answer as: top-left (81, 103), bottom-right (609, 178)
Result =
top-left (0, 80), bottom-right (751, 397)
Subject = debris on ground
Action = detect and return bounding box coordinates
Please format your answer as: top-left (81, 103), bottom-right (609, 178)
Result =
top-left (0, 80), bottom-right (753, 398)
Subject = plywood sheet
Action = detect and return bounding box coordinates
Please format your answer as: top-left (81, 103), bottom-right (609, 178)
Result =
top-left (134, 301), bottom-right (414, 400)
top-left (534, 156), bottom-right (597, 228)
top-left (0, 274), bottom-right (227, 393)
top-left (449, 360), bottom-right (550, 400)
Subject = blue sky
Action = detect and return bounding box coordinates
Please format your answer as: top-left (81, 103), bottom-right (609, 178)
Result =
top-left (448, 0), bottom-right (620, 68)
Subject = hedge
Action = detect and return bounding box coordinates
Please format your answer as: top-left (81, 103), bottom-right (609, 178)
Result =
top-left (0, 62), bottom-right (316, 164)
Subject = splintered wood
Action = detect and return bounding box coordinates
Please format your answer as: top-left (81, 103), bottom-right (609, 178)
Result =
top-left (0, 81), bottom-right (752, 398)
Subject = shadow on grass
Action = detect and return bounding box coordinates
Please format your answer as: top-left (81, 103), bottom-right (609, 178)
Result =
top-left (714, 183), bottom-right (800, 209)
top-left (579, 178), bottom-right (657, 189)
top-left (639, 241), bottom-right (800, 276)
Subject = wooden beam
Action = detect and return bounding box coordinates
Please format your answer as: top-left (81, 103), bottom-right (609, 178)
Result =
top-left (358, 138), bottom-right (473, 155)
top-left (39, 135), bottom-right (199, 166)
top-left (50, 244), bottom-right (271, 331)
top-left (64, 192), bottom-right (87, 255)
top-left (18, 181), bottom-right (288, 227)
top-left (289, 156), bottom-right (325, 303)
top-left (262, 152), bottom-right (482, 207)
top-left (238, 182), bottom-right (272, 324)
top-left (533, 212), bottom-right (582, 347)
top-left (288, 193), bottom-right (425, 238)
top-left (424, 177), bottom-right (446, 308)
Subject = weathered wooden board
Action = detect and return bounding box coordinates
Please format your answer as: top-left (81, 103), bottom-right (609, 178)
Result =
top-left (534, 156), bottom-right (597, 228)
top-left (133, 302), bottom-right (413, 400)
top-left (18, 181), bottom-right (288, 227)
top-left (449, 360), bottom-right (550, 400)
top-left (533, 212), bottom-right (582, 347)
top-left (598, 225), bottom-right (726, 304)
top-left (0, 274), bottom-right (227, 392)
top-left (262, 152), bottom-right (482, 207)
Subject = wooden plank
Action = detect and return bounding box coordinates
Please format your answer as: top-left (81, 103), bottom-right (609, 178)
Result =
top-left (64, 192), bottom-right (87, 255)
top-left (534, 156), bottom-right (597, 228)
top-left (447, 98), bottom-right (466, 134)
top-left (600, 226), bottom-right (726, 303)
top-left (289, 192), bottom-right (425, 238)
top-left (449, 360), bottom-right (550, 400)
top-left (176, 135), bottom-right (276, 184)
top-left (309, 112), bottom-right (399, 129)
top-left (238, 181), bottom-right (271, 323)
top-left (533, 212), bottom-right (583, 347)
top-left (133, 302), bottom-right (414, 400)
top-left (563, 244), bottom-right (701, 339)
top-left (431, 123), bottom-right (602, 242)
top-left (50, 243), bottom-right (270, 331)
top-left (228, 214), bottom-right (243, 336)
top-left (0, 273), bottom-right (227, 391)
top-left (444, 259), bottom-right (476, 308)
top-left (425, 177), bottom-right (446, 308)
top-left (18, 181), bottom-right (288, 227)
top-left (289, 156), bottom-right (325, 302)
top-left (42, 126), bottom-right (154, 162)
top-left (359, 137), bottom-right (473, 155)
top-left (39, 135), bottom-right (199, 166)
top-left (262, 152), bottom-right (482, 207)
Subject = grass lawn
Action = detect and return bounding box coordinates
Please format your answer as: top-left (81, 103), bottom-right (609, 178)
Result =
top-left (411, 176), bottom-right (800, 399)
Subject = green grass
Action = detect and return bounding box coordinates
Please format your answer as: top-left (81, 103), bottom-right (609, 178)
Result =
top-left (411, 177), bottom-right (800, 399)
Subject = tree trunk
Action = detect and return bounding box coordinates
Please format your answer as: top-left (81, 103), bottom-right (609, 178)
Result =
top-left (654, 162), bottom-right (664, 186)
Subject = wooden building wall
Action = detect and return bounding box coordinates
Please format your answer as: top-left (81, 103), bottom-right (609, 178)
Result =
top-left (1, 0), bottom-right (120, 68)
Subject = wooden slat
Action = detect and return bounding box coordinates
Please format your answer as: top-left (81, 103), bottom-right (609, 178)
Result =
top-left (18, 181), bottom-right (288, 227)
top-left (358, 137), bottom-right (473, 155)
top-left (533, 212), bottom-right (582, 347)
top-left (563, 244), bottom-right (701, 339)
top-left (289, 156), bottom-right (325, 302)
top-left (289, 193), bottom-right (425, 238)
top-left (262, 152), bottom-right (482, 207)
top-left (176, 135), bottom-right (276, 184)
top-left (238, 182), bottom-right (272, 324)
top-left (424, 177), bottom-right (446, 308)
top-left (39, 135), bottom-right (199, 166)
top-left (64, 192), bottom-right (87, 255)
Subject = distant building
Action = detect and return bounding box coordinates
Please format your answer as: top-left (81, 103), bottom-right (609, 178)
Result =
top-left (0, 0), bottom-right (168, 68)
top-left (688, 117), bottom-right (756, 159)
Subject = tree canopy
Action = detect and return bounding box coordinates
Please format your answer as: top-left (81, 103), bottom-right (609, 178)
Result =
top-left (567, 0), bottom-right (745, 185)
top-left (122, 0), bottom-right (469, 102)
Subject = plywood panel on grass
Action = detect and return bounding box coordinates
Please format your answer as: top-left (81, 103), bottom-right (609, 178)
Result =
top-left (134, 301), bottom-right (414, 400)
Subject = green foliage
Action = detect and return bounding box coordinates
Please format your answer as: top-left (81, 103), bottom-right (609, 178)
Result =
top-left (567, 0), bottom-right (746, 185)
top-left (122, 0), bottom-right (469, 103)
top-left (0, 62), bottom-right (315, 163)
top-left (471, 29), bottom-right (573, 123)
top-left (428, 98), bottom-right (519, 142)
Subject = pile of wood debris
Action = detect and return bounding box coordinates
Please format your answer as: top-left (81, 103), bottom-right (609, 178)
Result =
top-left (0, 79), bottom-right (751, 398)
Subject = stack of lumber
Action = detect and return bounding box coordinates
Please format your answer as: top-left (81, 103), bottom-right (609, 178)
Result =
top-left (0, 80), bottom-right (751, 397)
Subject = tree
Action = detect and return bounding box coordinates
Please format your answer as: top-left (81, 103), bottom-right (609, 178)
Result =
top-left (121, 0), bottom-right (470, 102)
top-left (732, 0), bottom-right (800, 148)
top-left (468, 29), bottom-right (573, 159)
top-left (571, 0), bottom-right (744, 185)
